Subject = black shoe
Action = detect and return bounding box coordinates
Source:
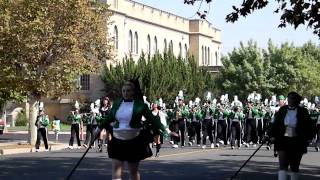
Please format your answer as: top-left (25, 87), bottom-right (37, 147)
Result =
top-left (316, 147), bottom-right (319, 152)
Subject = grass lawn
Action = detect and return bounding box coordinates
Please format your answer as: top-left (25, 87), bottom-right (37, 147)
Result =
top-left (7, 123), bottom-right (72, 132)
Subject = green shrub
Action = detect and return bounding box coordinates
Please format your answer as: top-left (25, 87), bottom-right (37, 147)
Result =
top-left (15, 111), bottom-right (28, 126)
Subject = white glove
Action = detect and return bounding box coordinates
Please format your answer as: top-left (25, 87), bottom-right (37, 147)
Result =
top-left (166, 128), bottom-right (171, 134)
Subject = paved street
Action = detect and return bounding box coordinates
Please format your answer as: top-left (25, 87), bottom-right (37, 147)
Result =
top-left (0, 141), bottom-right (319, 180)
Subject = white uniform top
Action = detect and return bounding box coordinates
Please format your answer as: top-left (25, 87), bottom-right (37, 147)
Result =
top-left (284, 108), bottom-right (298, 137)
top-left (113, 101), bottom-right (140, 140)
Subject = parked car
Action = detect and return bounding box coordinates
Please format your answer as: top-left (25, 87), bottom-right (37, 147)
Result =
top-left (0, 118), bottom-right (5, 134)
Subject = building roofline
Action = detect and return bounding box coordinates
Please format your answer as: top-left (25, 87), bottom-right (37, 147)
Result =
top-left (189, 19), bottom-right (221, 32)
top-left (128, 0), bottom-right (190, 21)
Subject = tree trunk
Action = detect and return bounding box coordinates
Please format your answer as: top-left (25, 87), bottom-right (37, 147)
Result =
top-left (28, 100), bottom-right (38, 145)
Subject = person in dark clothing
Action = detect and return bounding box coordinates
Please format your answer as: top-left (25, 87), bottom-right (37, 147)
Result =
top-left (269, 92), bottom-right (316, 180)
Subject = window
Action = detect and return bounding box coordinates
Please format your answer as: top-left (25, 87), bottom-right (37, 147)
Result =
top-left (169, 40), bottom-right (173, 53)
top-left (134, 32), bottom-right (138, 54)
top-left (204, 47), bottom-right (207, 65)
top-left (113, 0), bottom-right (118, 8)
top-left (164, 39), bottom-right (167, 52)
top-left (179, 43), bottom-right (182, 57)
top-left (154, 36), bottom-right (158, 54)
top-left (215, 51), bottom-right (218, 65)
top-left (208, 47), bottom-right (210, 65)
top-left (128, 30), bottom-right (133, 53)
top-left (147, 35), bottom-right (151, 54)
top-left (113, 26), bottom-right (118, 49)
top-left (80, 74), bottom-right (90, 91)
top-left (202, 46), bottom-right (204, 65)
top-left (184, 44), bottom-right (188, 60)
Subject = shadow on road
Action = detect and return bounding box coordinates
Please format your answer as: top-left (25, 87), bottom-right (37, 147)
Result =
top-left (0, 152), bottom-right (319, 180)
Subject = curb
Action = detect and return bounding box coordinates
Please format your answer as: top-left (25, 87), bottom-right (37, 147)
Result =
top-left (0, 143), bottom-right (68, 155)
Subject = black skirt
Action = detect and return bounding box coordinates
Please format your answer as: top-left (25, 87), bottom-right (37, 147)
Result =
top-left (274, 136), bottom-right (308, 154)
top-left (107, 130), bottom-right (153, 162)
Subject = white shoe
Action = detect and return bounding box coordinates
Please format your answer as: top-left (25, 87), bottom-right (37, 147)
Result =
top-left (35, 149), bottom-right (39, 152)
top-left (45, 149), bottom-right (49, 152)
top-left (290, 172), bottom-right (299, 180)
top-left (169, 141), bottom-right (174, 145)
top-left (245, 143), bottom-right (249, 148)
top-left (68, 146), bottom-right (73, 149)
top-left (77, 146), bottom-right (81, 149)
top-left (231, 146), bottom-right (235, 150)
top-left (219, 140), bottom-right (224, 144)
top-left (188, 142), bottom-right (193, 146)
top-left (278, 170), bottom-right (287, 180)
top-left (197, 144), bottom-right (201, 147)
top-left (172, 144), bottom-right (179, 148)
top-left (210, 143), bottom-right (215, 149)
top-left (83, 144), bottom-right (88, 148)
top-left (253, 144), bottom-right (257, 148)
top-left (201, 145), bottom-right (206, 149)
top-left (266, 146), bottom-right (271, 150)
top-left (216, 143), bottom-right (220, 147)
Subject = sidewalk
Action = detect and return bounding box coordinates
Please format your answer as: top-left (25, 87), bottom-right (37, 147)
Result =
top-left (0, 140), bottom-right (69, 155)
top-left (0, 129), bottom-right (70, 155)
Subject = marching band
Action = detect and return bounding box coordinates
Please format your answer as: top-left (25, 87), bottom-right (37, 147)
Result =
top-left (65, 91), bottom-right (320, 153)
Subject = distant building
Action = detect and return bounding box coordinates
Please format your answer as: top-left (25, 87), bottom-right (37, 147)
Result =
top-left (20, 0), bottom-right (222, 122)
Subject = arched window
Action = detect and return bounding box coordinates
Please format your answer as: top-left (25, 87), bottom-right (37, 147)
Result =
top-left (147, 35), bottom-right (151, 54)
top-left (207, 47), bottom-right (210, 65)
top-left (134, 32), bottom-right (138, 54)
top-left (169, 40), bottom-right (173, 53)
top-left (179, 43), bottom-right (182, 57)
top-left (113, 26), bottom-right (118, 49)
top-left (184, 44), bottom-right (188, 60)
top-left (202, 46), bottom-right (204, 65)
top-left (128, 30), bottom-right (133, 53)
top-left (154, 36), bottom-right (158, 54)
top-left (113, 0), bottom-right (118, 8)
top-left (164, 39), bottom-right (167, 52)
top-left (215, 51), bottom-right (218, 65)
top-left (204, 47), bottom-right (207, 65)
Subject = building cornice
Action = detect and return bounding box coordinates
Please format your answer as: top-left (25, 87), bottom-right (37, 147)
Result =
top-left (109, 9), bottom-right (221, 43)
top-left (110, 9), bottom-right (190, 35)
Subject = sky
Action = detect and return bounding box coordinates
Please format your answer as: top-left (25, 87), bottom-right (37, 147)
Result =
top-left (134, 0), bottom-right (319, 55)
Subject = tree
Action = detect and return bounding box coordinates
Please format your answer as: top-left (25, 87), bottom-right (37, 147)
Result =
top-left (102, 51), bottom-right (217, 106)
top-left (184, 0), bottom-right (320, 38)
top-left (0, 0), bottom-right (112, 144)
top-left (218, 40), bottom-right (320, 100)
top-left (217, 40), bottom-right (272, 99)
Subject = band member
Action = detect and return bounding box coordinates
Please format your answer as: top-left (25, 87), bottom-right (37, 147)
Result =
top-left (98, 79), bottom-right (167, 180)
top-left (269, 92), bottom-right (316, 180)
top-left (201, 100), bottom-right (215, 148)
top-left (151, 99), bottom-right (168, 155)
top-left (100, 96), bottom-right (112, 148)
top-left (172, 97), bottom-right (189, 148)
top-left (188, 105), bottom-right (203, 148)
top-left (243, 101), bottom-right (259, 147)
top-left (35, 103), bottom-right (49, 152)
top-left (68, 101), bottom-right (82, 149)
top-left (215, 104), bottom-right (230, 147)
top-left (230, 106), bottom-right (244, 149)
